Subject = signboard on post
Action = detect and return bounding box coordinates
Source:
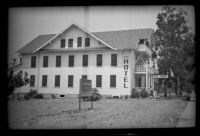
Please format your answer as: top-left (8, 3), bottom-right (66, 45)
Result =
top-left (79, 79), bottom-right (93, 111)
top-left (152, 75), bottom-right (168, 79)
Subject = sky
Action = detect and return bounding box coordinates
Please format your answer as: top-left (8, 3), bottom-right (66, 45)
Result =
top-left (8, 6), bottom-right (195, 64)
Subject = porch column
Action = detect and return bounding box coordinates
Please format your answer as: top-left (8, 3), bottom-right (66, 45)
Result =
top-left (145, 66), bottom-right (148, 91)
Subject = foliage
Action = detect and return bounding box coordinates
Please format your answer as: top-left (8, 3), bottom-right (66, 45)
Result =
top-left (131, 88), bottom-right (149, 98)
top-left (8, 70), bottom-right (30, 96)
top-left (35, 94), bottom-right (43, 99)
top-left (140, 89), bottom-right (149, 98)
top-left (24, 90), bottom-right (43, 100)
top-left (154, 6), bottom-right (195, 95)
top-left (51, 94), bottom-right (56, 99)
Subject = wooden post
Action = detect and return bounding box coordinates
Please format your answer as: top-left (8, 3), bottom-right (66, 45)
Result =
top-left (91, 99), bottom-right (93, 109)
top-left (79, 95), bottom-right (81, 111)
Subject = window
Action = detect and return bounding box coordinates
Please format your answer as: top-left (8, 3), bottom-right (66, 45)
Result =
top-left (30, 75), bottom-right (35, 87)
top-left (68, 55), bottom-right (74, 67)
top-left (82, 55), bottom-right (88, 67)
top-left (55, 75), bottom-right (60, 87)
top-left (56, 56), bottom-right (61, 67)
top-left (43, 56), bottom-right (48, 67)
top-left (96, 75), bottom-right (102, 87)
top-left (31, 56), bottom-right (36, 68)
top-left (97, 54), bottom-right (102, 67)
top-left (139, 39), bottom-right (147, 44)
top-left (60, 39), bottom-right (65, 48)
top-left (111, 54), bottom-right (117, 66)
top-left (68, 75), bottom-right (73, 87)
top-left (82, 75), bottom-right (87, 79)
top-left (68, 39), bottom-right (73, 47)
top-left (77, 37), bottom-right (82, 47)
top-left (20, 57), bottom-right (22, 63)
top-left (42, 75), bottom-right (47, 87)
top-left (110, 75), bottom-right (116, 88)
top-left (85, 38), bottom-right (90, 47)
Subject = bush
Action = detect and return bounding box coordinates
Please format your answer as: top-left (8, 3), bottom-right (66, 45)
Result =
top-left (131, 91), bottom-right (139, 98)
top-left (28, 90), bottom-right (37, 98)
top-left (35, 94), bottom-right (43, 99)
top-left (51, 94), bottom-right (56, 99)
top-left (24, 94), bottom-right (29, 100)
top-left (140, 89), bottom-right (149, 98)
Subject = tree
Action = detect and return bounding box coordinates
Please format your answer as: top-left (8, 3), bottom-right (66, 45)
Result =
top-left (154, 6), bottom-right (195, 96)
top-left (8, 70), bottom-right (30, 99)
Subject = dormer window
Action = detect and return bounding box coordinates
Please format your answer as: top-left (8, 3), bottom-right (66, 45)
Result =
top-left (85, 38), bottom-right (90, 47)
top-left (77, 37), bottom-right (82, 47)
top-left (68, 39), bottom-right (73, 48)
top-left (60, 39), bottom-right (65, 48)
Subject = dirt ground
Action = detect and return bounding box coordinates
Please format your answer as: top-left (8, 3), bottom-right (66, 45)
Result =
top-left (8, 98), bottom-right (187, 129)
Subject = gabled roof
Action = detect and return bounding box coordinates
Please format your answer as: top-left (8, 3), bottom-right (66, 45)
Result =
top-left (92, 28), bottom-right (153, 50)
top-left (17, 34), bottom-right (56, 54)
top-left (17, 23), bottom-right (153, 54)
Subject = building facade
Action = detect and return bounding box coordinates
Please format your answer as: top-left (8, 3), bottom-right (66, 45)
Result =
top-left (13, 23), bottom-right (156, 98)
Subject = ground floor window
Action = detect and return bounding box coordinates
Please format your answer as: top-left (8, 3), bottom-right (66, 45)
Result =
top-left (68, 75), bottom-right (74, 87)
top-left (82, 75), bottom-right (87, 79)
top-left (30, 75), bottom-right (35, 87)
top-left (110, 75), bottom-right (116, 88)
top-left (55, 75), bottom-right (60, 87)
top-left (96, 75), bottom-right (102, 87)
top-left (135, 74), bottom-right (146, 87)
top-left (42, 75), bottom-right (47, 87)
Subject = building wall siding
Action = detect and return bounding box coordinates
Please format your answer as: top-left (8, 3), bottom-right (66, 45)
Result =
top-left (17, 50), bottom-right (134, 96)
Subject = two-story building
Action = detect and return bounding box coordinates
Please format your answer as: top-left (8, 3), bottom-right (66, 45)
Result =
top-left (13, 22), bottom-right (156, 98)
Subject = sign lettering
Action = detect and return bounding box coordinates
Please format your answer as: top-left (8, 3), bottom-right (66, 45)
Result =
top-left (123, 57), bottom-right (129, 88)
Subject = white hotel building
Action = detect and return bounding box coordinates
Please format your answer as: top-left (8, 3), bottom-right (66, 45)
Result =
top-left (13, 23), bottom-right (156, 98)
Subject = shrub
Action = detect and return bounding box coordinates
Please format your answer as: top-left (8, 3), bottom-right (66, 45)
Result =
top-left (131, 91), bottom-right (139, 98)
top-left (24, 94), bottom-right (29, 100)
top-left (51, 94), bottom-right (56, 99)
top-left (35, 94), bottom-right (43, 99)
top-left (28, 89), bottom-right (37, 98)
top-left (140, 89), bottom-right (149, 98)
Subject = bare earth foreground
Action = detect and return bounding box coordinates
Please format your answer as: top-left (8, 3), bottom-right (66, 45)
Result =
top-left (8, 98), bottom-right (187, 129)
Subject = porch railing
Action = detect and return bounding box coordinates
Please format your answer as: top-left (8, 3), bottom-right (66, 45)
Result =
top-left (135, 65), bottom-right (146, 72)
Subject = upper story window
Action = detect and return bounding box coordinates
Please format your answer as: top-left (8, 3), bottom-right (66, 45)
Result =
top-left (20, 57), bottom-right (22, 63)
top-left (85, 38), bottom-right (90, 47)
top-left (43, 56), bottom-right (48, 67)
top-left (31, 56), bottom-right (36, 68)
top-left (69, 55), bottom-right (74, 67)
top-left (77, 37), bottom-right (82, 47)
top-left (60, 39), bottom-right (65, 48)
top-left (56, 56), bottom-right (61, 67)
top-left (111, 54), bottom-right (117, 66)
top-left (82, 55), bottom-right (88, 67)
top-left (138, 39), bottom-right (148, 44)
top-left (97, 54), bottom-right (102, 67)
top-left (68, 39), bottom-right (73, 48)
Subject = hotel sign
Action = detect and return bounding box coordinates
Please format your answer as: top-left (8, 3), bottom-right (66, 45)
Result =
top-left (123, 56), bottom-right (129, 88)
top-left (79, 79), bottom-right (93, 111)
top-left (152, 75), bottom-right (168, 78)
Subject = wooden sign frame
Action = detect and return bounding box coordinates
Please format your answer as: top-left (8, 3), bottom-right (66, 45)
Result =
top-left (79, 79), bottom-right (93, 111)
